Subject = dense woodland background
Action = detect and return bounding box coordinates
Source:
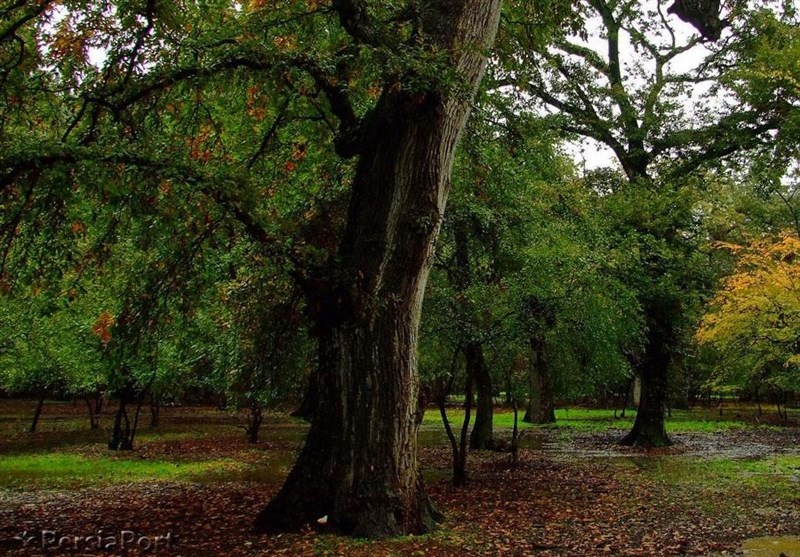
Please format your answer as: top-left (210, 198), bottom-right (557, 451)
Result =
top-left (1, 0), bottom-right (800, 546)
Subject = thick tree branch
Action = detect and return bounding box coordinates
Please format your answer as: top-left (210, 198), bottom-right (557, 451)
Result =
top-left (80, 49), bottom-right (361, 156)
top-left (588, 0), bottom-right (647, 174)
top-left (0, 0), bottom-right (53, 44)
top-left (331, 0), bottom-right (382, 45)
top-left (660, 116), bottom-right (781, 180)
top-left (0, 145), bottom-right (291, 261)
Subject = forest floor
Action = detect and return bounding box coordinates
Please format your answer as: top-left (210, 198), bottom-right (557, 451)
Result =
top-left (1, 400), bottom-right (800, 556)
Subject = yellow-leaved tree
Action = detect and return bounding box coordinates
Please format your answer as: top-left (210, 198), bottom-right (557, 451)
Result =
top-left (697, 233), bottom-right (800, 412)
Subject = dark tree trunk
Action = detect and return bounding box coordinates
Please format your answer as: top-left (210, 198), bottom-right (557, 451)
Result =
top-left (451, 205), bottom-right (493, 451)
top-left (509, 394), bottom-right (520, 467)
top-left (523, 340), bottom-right (555, 424)
top-left (619, 377), bottom-right (633, 418)
top-left (253, 0), bottom-right (502, 538)
top-left (150, 396), bottom-right (160, 428)
top-left (436, 361), bottom-right (473, 487)
top-left (109, 397), bottom-right (132, 450)
top-left (501, 351), bottom-right (521, 467)
top-left (246, 403), bottom-right (263, 444)
top-left (468, 342), bottom-right (494, 450)
top-left (435, 346), bottom-right (471, 486)
top-left (29, 392), bottom-right (45, 433)
top-left (109, 389), bottom-right (140, 451)
top-left (455, 372), bottom-right (474, 486)
top-left (756, 387), bottom-right (762, 416)
top-left (438, 397), bottom-right (462, 485)
top-left (619, 331), bottom-right (672, 447)
top-left (131, 395), bottom-right (143, 444)
top-left (94, 391), bottom-right (104, 416)
top-left (85, 395), bottom-right (99, 430)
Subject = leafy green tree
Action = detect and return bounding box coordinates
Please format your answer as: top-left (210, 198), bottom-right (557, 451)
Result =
top-left (1, 0), bottom-right (504, 537)
top-left (500, 0), bottom-right (799, 446)
top-left (0, 290), bottom-right (104, 432)
top-left (207, 257), bottom-right (310, 443)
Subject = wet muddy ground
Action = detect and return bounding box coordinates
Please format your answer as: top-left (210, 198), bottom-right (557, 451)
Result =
top-left (1, 401), bottom-right (800, 555)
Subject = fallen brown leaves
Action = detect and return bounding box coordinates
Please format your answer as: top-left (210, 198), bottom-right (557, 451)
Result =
top-left (2, 410), bottom-right (800, 556)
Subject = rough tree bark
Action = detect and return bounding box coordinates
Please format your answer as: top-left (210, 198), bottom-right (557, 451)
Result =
top-left (253, 0), bottom-right (503, 538)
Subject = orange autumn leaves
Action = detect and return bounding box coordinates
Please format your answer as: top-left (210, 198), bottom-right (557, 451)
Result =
top-left (697, 232), bottom-right (800, 383)
top-left (92, 311), bottom-right (115, 345)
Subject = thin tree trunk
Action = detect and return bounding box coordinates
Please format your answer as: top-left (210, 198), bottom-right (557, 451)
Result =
top-left (756, 387), bottom-right (762, 416)
top-left (253, 0), bottom-right (502, 538)
top-left (437, 346), bottom-right (463, 485)
top-left (455, 373), bottom-right (473, 487)
top-left (109, 397), bottom-right (129, 450)
top-left (129, 395), bottom-right (143, 448)
top-left (29, 392), bottom-right (45, 433)
top-left (150, 395), bottom-right (160, 428)
top-left (85, 395), bottom-right (99, 429)
top-left (451, 212), bottom-right (493, 451)
top-left (438, 396), bottom-right (461, 484)
top-left (510, 394), bottom-right (520, 467)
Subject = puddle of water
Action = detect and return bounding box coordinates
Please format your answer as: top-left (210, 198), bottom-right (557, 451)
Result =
top-left (518, 433), bottom-right (548, 451)
top-left (190, 451), bottom-right (297, 484)
top-left (417, 428), bottom-right (552, 451)
top-left (742, 536), bottom-right (800, 556)
top-left (418, 429), bottom-right (449, 446)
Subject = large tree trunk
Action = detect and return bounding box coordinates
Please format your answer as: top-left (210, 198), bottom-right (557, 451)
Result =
top-left (253, 0), bottom-right (502, 538)
top-left (468, 342), bottom-right (494, 450)
top-left (523, 339), bottom-right (556, 424)
top-left (619, 330), bottom-right (672, 447)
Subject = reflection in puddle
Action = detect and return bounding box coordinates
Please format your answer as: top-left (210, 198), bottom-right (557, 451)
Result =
top-left (417, 427), bottom-right (553, 451)
top-left (742, 536), bottom-right (800, 556)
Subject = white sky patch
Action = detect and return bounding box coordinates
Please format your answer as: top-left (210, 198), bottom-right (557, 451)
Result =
top-left (551, 0), bottom-right (741, 175)
top-left (563, 137), bottom-right (620, 172)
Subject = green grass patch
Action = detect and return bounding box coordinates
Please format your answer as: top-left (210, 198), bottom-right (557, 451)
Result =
top-left (422, 409), bottom-right (539, 429)
top-left (634, 454), bottom-right (800, 499)
top-left (422, 407), bottom-right (755, 434)
top-left (0, 453), bottom-right (239, 489)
